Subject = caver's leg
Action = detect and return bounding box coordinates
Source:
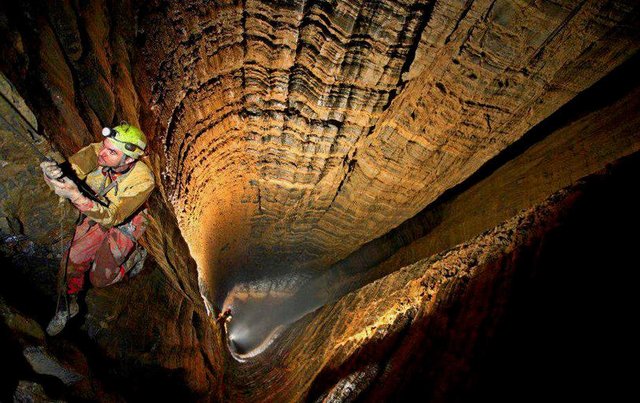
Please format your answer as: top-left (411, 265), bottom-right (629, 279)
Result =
top-left (89, 225), bottom-right (136, 288)
top-left (64, 218), bottom-right (109, 294)
top-left (48, 218), bottom-right (107, 336)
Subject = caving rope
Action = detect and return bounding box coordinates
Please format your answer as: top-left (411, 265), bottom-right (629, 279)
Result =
top-left (54, 209), bottom-right (83, 324)
top-left (0, 90), bottom-right (109, 323)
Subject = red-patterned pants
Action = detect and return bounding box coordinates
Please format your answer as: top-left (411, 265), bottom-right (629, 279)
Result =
top-left (62, 210), bottom-right (149, 295)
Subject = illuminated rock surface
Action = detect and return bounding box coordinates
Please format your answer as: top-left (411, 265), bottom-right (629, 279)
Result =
top-left (1, 1), bottom-right (639, 401)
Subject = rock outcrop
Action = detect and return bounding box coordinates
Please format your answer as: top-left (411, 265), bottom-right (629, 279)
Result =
top-left (133, 0), bottom-right (640, 299)
top-left (312, 51), bottom-right (640, 301)
top-left (222, 151), bottom-right (640, 402)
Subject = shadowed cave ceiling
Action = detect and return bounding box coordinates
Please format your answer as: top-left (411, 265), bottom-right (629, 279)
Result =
top-left (134, 0), bottom-right (639, 297)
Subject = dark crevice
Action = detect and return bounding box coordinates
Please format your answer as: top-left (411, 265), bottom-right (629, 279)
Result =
top-left (444, 0), bottom-right (474, 44)
top-left (326, 154), bottom-right (357, 209)
top-left (307, 307), bottom-right (417, 402)
top-left (387, 0), bottom-right (436, 107)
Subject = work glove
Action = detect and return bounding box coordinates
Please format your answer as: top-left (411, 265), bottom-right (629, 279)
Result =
top-left (49, 177), bottom-right (81, 200)
top-left (40, 160), bottom-right (63, 180)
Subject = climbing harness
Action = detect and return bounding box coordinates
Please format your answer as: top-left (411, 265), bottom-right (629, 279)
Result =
top-left (97, 162), bottom-right (135, 199)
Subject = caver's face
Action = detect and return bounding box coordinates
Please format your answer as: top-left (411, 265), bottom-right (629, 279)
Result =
top-left (97, 138), bottom-right (133, 167)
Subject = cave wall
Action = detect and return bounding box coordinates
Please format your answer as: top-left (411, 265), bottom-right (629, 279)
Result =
top-left (1, 2), bottom-right (222, 400)
top-left (132, 0), bottom-right (640, 300)
top-left (1, 71), bottom-right (77, 256)
top-left (0, 0), bottom-right (150, 278)
top-left (0, 0), bottom-right (145, 151)
top-left (311, 52), bottom-right (640, 301)
top-left (1, 91), bottom-right (221, 401)
top-left (368, 57), bottom-right (640, 282)
top-left (3, 0), bottom-right (637, 302)
top-left (1, 1), bottom-right (639, 401)
top-left (218, 51), bottom-right (640, 364)
top-left (224, 151), bottom-right (639, 402)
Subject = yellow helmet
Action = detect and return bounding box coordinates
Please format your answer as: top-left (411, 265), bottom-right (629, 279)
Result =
top-left (101, 123), bottom-right (147, 159)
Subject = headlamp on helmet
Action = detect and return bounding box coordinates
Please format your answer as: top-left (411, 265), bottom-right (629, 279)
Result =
top-left (101, 123), bottom-right (147, 159)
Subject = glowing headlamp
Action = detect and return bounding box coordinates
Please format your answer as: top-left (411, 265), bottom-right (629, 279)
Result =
top-left (102, 127), bottom-right (139, 152)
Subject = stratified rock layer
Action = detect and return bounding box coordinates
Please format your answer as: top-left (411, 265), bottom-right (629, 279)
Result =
top-left (134, 0), bottom-right (640, 297)
top-left (223, 151), bottom-right (640, 402)
top-left (1, 1), bottom-right (639, 401)
top-left (2, 0), bottom-right (639, 299)
top-left (313, 52), bottom-right (640, 300)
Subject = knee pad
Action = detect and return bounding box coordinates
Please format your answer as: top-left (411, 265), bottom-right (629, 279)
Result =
top-left (89, 261), bottom-right (125, 288)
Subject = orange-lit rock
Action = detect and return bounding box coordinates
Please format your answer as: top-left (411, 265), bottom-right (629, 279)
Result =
top-left (1, 0), bottom-right (639, 401)
top-left (132, 0), bottom-right (640, 299)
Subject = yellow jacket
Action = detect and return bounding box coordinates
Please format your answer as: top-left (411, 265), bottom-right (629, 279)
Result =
top-left (67, 142), bottom-right (155, 228)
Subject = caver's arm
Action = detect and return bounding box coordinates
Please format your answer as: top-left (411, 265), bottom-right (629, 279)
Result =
top-left (72, 174), bottom-right (155, 228)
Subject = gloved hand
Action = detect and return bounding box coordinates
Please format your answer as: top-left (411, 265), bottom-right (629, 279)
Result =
top-left (40, 160), bottom-right (63, 180)
top-left (49, 177), bottom-right (81, 201)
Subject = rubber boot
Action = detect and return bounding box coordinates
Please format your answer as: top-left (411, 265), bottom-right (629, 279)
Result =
top-left (46, 308), bottom-right (69, 337)
top-left (46, 295), bottom-right (78, 336)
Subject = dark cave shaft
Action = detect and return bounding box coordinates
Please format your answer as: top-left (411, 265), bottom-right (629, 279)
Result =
top-left (0, 0), bottom-right (639, 401)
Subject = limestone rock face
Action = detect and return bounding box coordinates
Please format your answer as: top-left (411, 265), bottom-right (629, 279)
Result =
top-left (1, 0), bottom-right (639, 401)
top-left (221, 152), bottom-right (640, 402)
top-left (2, 0), bottom-right (639, 295)
top-left (314, 54), bottom-right (640, 301)
top-left (133, 0), bottom-right (640, 297)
